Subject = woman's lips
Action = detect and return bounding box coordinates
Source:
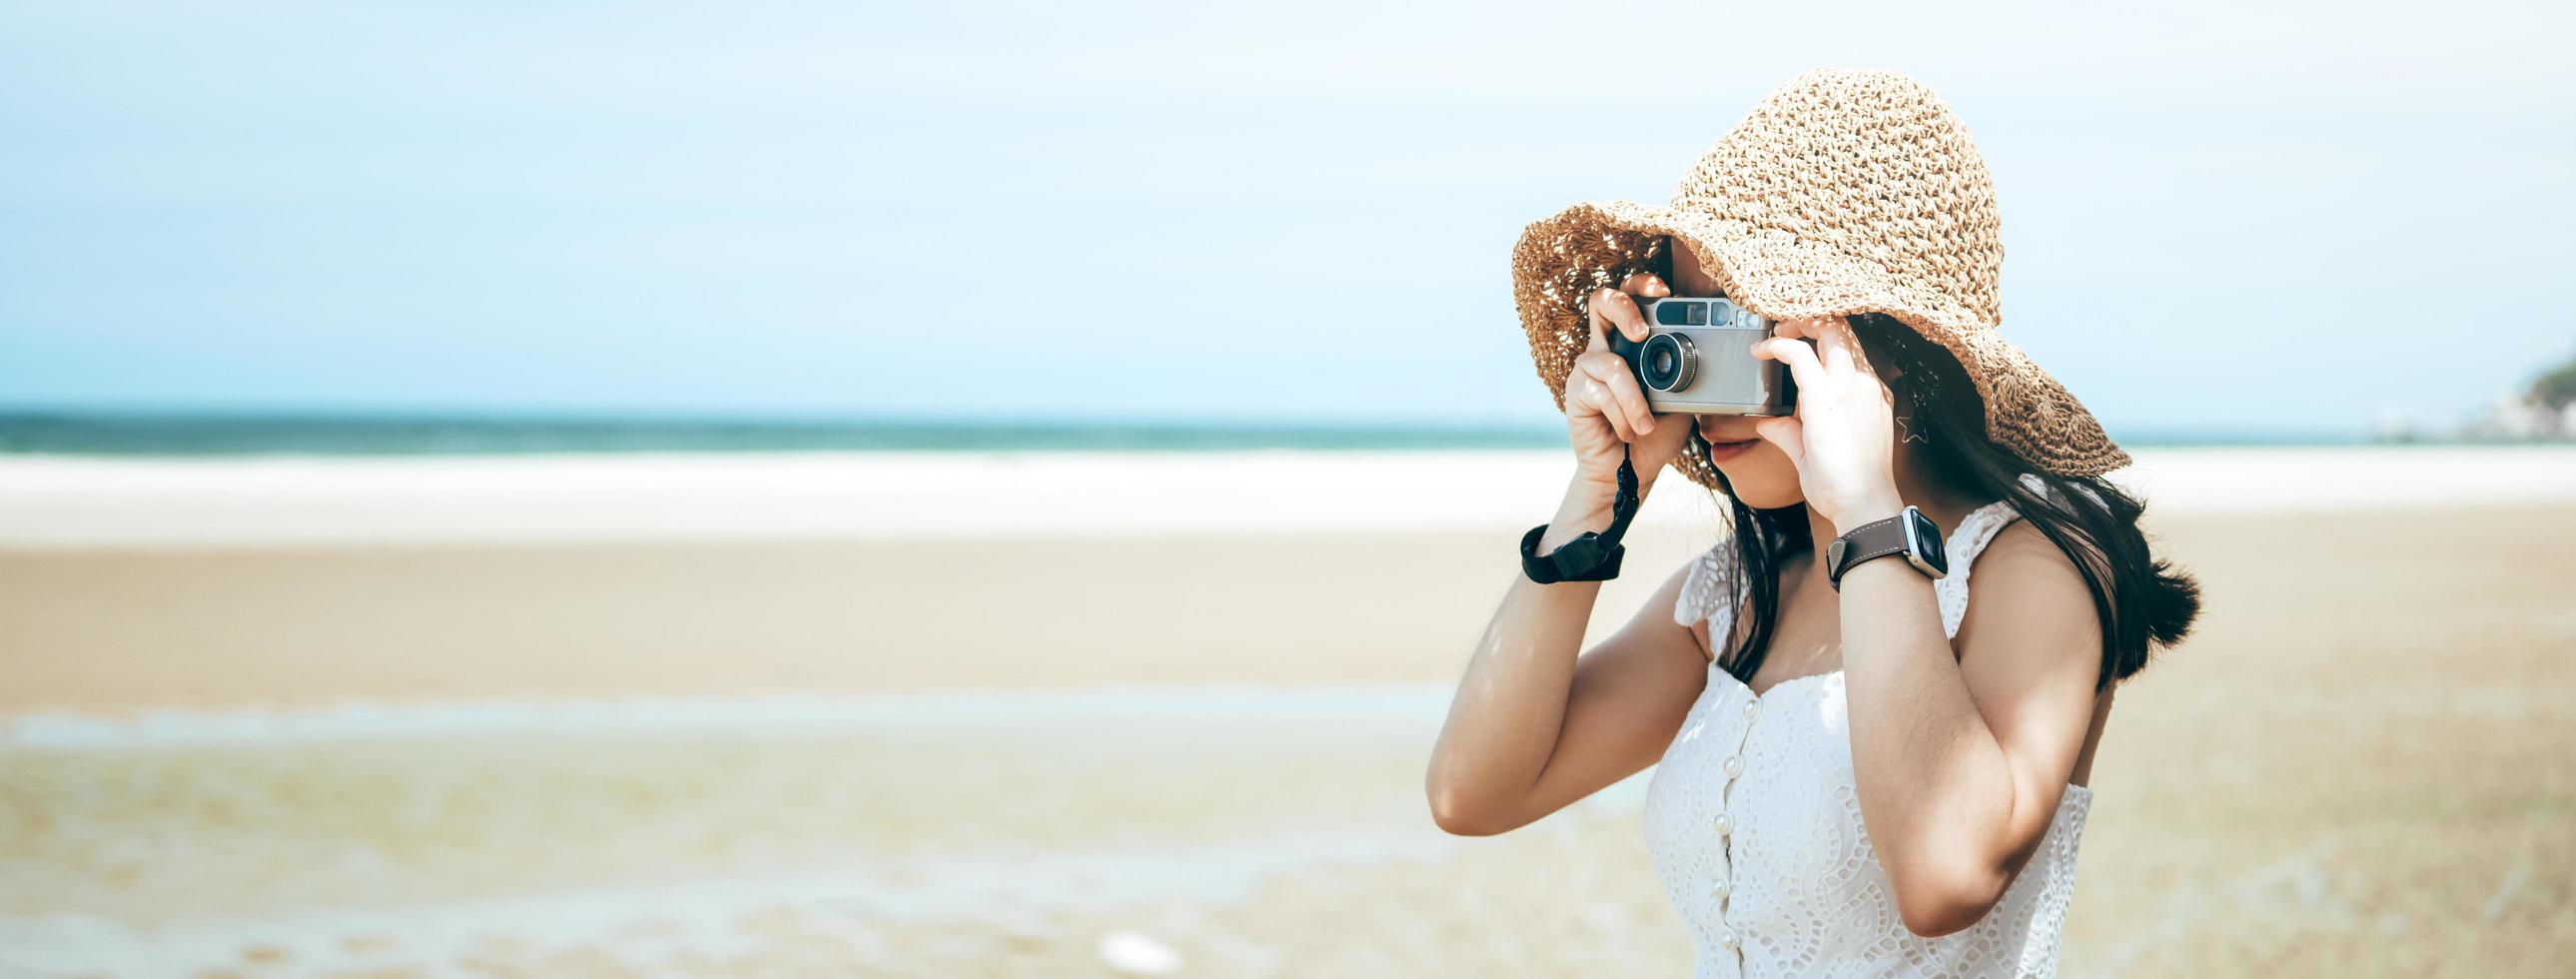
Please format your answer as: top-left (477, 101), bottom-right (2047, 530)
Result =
top-left (1705, 437), bottom-right (1759, 461)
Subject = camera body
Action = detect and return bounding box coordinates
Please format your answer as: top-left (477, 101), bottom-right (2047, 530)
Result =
top-left (1605, 297), bottom-right (1796, 417)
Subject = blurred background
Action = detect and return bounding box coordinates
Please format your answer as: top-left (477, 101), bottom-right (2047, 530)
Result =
top-left (3, 1), bottom-right (2572, 976)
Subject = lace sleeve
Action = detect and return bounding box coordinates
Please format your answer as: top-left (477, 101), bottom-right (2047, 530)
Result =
top-left (1935, 499), bottom-right (2027, 639)
top-left (1670, 536), bottom-right (1743, 634)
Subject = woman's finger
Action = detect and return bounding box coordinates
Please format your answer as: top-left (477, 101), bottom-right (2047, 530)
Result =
top-left (1586, 287), bottom-right (1648, 348)
top-left (1752, 414), bottom-right (1804, 468)
top-left (1618, 273), bottom-right (1672, 299)
top-left (1578, 355), bottom-right (1656, 437)
top-left (1749, 336), bottom-right (1829, 394)
top-left (1574, 373), bottom-right (1634, 442)
top-left (1590, 287), bottom-right (1651, 343)
top-left (1584, 290), bottom-right (1614, 353)
top-left (1812, 317), bottom-right (1865, 376)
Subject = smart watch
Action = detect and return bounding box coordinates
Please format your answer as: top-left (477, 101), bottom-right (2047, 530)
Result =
top-left (1825, 505), bottom-right (1949, 591)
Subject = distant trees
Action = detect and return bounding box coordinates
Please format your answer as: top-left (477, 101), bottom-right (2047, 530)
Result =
top-left (2475, 348), bottom-right (2576, 441)
top-left (2533, 354), bottom-right (2576, 413)
top-left (2382, 348), bottom-right (2576, 443)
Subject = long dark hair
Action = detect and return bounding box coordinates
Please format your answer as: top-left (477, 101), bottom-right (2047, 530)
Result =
top-left (1697, 313), bottom-right (2201, 693)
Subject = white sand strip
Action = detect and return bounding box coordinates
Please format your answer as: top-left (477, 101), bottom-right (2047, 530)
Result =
top-left (0, 683), bottom-right (1456, 748)
top-left (0, 800), bottom-right (1467, 979)
top-left (0, 446), bottom-right (2569, 549)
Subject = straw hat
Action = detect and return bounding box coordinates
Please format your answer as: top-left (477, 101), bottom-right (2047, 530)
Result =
top-left (1509, 67), bottom-right (2129, 491)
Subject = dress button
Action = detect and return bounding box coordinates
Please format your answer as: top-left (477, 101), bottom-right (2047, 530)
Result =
top-left (1716, 927), bottom-right (1739, 950)
top-left (1741, 699), bottom-right (1759, 722)
top-left (1721, 755), bottom-right (1744, 778)
top-left (1711, 878), bottom-right (1731, 898)
top-left (1712, 814), bottom-right (1733, 837)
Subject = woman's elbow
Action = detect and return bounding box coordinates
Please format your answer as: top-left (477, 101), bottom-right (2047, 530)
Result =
top-left (1890, 865), bottom-right (2009, 938)
top-left (1425, 783), bottom-right (1509, 837)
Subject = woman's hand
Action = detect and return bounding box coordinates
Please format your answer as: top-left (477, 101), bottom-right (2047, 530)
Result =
top-left (1562, 275), bottom-right (1698, 496)
top-left (1748, 316), bottom-right (1906, 532)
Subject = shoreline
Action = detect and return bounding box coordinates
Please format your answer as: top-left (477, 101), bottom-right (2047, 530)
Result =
top-left (2, 445), bottom-right (2573, 549)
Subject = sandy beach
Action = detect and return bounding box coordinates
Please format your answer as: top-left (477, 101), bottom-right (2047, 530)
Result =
top-left (3, 447), bottom-right (2573, 976)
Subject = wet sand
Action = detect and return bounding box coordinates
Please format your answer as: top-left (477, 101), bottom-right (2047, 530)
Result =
top-left (2, 451), bottom-right (2573, 976)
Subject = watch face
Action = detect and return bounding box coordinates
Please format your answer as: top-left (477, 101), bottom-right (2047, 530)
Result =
top-left (1905, 507), bottom-right (1950, 576)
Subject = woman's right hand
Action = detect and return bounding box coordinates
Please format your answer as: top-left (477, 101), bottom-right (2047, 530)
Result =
top-left (1564, 274), bottom-right (1697, 496)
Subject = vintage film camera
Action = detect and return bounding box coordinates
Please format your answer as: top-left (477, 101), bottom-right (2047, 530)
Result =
top-left (1604, 296), bottom-right (1797, 416)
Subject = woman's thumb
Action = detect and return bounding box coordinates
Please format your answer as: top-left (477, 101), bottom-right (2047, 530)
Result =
top-left (1752, 415), bottom-right (1803, 463)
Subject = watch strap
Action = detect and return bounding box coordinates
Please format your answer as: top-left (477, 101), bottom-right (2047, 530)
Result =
top-left (1825, 511), bottom-right (1913, 591)
top-left (1520, 444), bottom-right (1641, 583)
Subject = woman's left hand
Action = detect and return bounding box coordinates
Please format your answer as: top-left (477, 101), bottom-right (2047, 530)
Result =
top-left (1748, 317), bottom-right (1907, 533)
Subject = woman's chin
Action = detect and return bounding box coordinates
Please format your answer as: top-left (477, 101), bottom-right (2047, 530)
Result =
top-left (1708, 460), bottom-right (1803, 509)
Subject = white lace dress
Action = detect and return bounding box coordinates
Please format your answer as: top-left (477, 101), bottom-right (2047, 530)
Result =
top-left (1644, 497), bottom-right (2092, 978)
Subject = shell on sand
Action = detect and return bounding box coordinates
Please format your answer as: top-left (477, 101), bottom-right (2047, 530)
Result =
top-left (1098, 929), bottom-right (1184, 976)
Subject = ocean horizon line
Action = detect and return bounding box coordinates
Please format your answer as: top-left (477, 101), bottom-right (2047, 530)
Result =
top-left (0, 410), bottom-right (2410, 458)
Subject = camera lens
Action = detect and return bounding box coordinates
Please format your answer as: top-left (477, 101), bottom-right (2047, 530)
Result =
top-left (1640, 333), bottom-right (1697, 392)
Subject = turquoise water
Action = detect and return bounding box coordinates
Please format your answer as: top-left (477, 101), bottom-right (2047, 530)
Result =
top-left (0, 412), bottom-right (2375, 456)
top-left (0, 414), bottom-right (1569, 455)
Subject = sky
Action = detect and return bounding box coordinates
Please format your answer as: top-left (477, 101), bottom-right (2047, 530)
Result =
top-left (2, 0), bottom-right (2571, 438)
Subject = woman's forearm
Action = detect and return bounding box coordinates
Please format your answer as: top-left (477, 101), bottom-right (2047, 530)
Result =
top-left (1837, 556), bottom-right (2023, 934)
top-left (1424, 472), bottom-right (1647, 830)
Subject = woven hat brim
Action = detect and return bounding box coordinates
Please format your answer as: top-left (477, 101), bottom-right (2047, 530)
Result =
top-left (1510, 201), bottom-right (2131, 489)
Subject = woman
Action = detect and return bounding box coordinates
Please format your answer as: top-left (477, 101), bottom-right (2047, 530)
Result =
top-left (1424, 69), bottom-right (2201, 977)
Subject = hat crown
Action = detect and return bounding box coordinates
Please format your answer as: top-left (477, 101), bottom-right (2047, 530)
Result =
top-left (1671, 68), bottom-right (2003, 329)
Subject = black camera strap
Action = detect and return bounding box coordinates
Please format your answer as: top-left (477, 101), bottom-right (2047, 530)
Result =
top-left (1518, 443), bottom-right (1641, 583)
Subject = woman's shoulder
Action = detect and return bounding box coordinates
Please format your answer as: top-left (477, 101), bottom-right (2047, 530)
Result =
top-left (1939, 479), bottom-right (2094, 637)
top-left (1952, 502), bottom-right (2103, 651)
top-left (1949, 474), bottom-right (2111, 582)
top-left (1670, 532), bottom-right (1744, 631)
top-left (1968, 518), bottom-right (2094, 600)
top-left (1962, 475), bottom-right (2109, 591)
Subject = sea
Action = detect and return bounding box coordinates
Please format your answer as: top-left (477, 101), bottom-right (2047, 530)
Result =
top-left (0, 411), bottom-right (2377, 456)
